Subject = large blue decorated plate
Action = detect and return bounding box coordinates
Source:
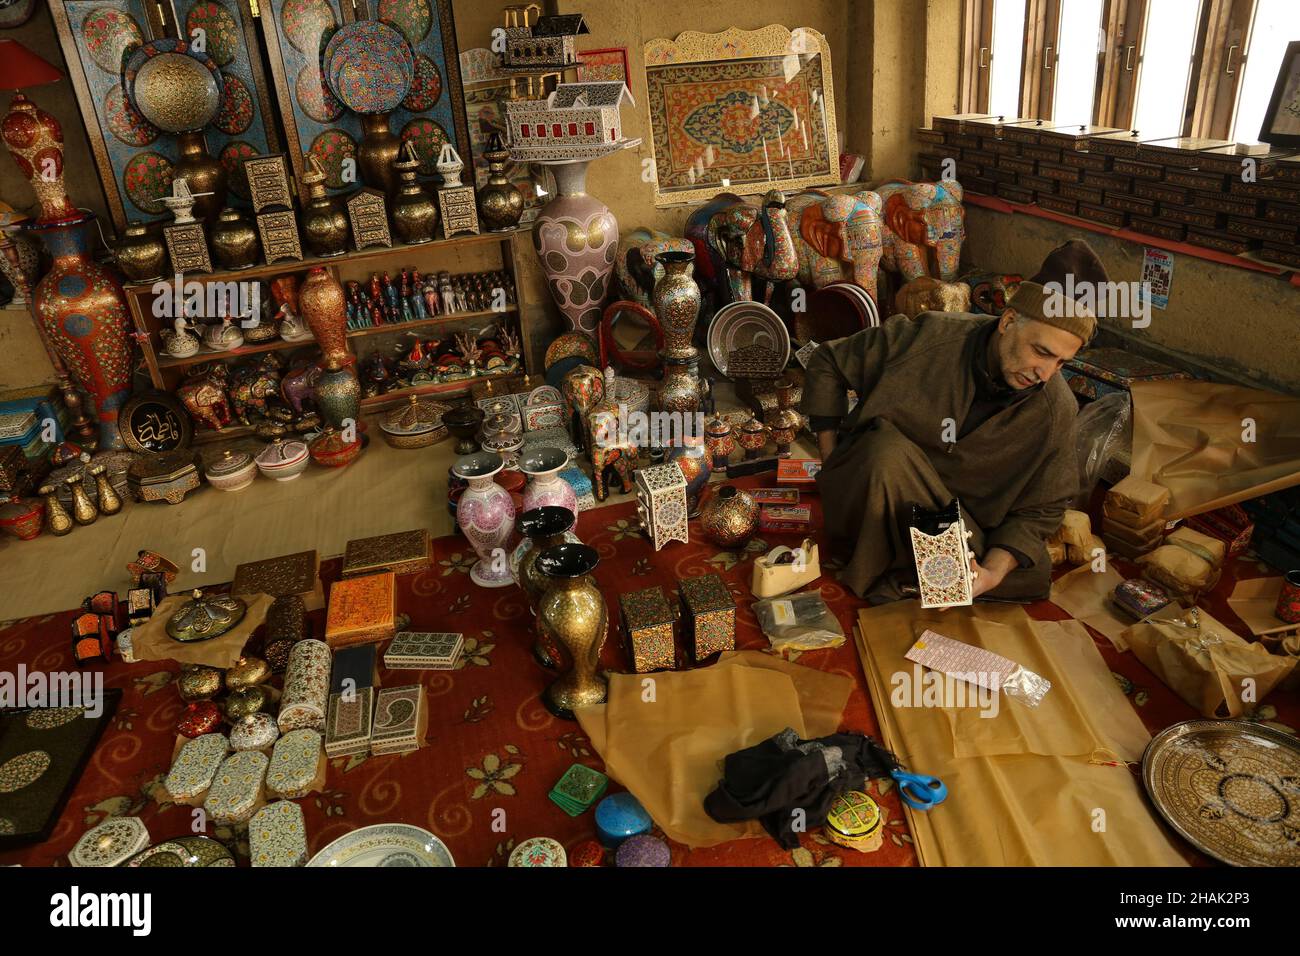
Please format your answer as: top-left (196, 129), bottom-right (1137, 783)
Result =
top-left (324, 20), bottom-right (414, 115)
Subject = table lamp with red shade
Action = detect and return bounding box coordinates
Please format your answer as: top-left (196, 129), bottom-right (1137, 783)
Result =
top-left (0, 38), bottom-right (80, 224)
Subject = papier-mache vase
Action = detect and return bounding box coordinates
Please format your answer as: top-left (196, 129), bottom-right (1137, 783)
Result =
top-left (536, 543), bottom-right (608, 719)
top-left (298, 266), bottom-right (349, 366)
top-left (519, 446), bottom-right (577, 517)
top-left (452, 451), bottom-right (517, 588)
top-left (652, 250), bottom-right (701, 361)
top-left (532, 159), bottom-right (618, 335)
top-left (28, 215), bottom-right (133, 449)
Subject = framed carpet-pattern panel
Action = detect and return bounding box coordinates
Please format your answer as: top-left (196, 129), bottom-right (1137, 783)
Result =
top-left (459, 47), bottom-right (549, 225)
top-left (0, 690), bottom-right (121, 850)
top-left (643, 25), bottom-right (839, 207)
top-left (49, 0), bottom-right (175, 232)
top-left (165, 0), bottom-right (282, 204)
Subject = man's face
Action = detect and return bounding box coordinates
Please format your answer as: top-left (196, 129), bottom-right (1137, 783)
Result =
top-left (996, 311), bottom-right (1084, 389)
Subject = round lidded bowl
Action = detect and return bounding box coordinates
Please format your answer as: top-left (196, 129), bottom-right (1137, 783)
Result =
top-left (594, 791), bottom-right (652, 847)
top-left (255, 438), bottom-right (310, 481)
top-left (205, 449), bottom-right (257, 491)
top-left (308, 427), bottom-right (362, 468)
top-left (824, 790), bottom-right (883, 852)
top-left (380, 394), bottom-right (449, 449)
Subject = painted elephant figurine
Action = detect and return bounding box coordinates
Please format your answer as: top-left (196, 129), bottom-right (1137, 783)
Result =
top-left (616, 228), bottom-right (694, 308)
top-left (701, 190), bottom-right (800, 305)
top-left (591, 446), bottom-right (636, 502)
top-left (281, 362), bottom-right (324, 415)
top-left (560, 364), bottom-right (605, 452)
top-left (177, 364), bottom-right (233, 431)
top-left (685, 192), bottom-right (743, 319)
top-left (876, 179), bottom-right (965, 281)
top-left (785, 189), bottom-right (884, 301)
top-left (228, 354), bottom-right (283, 425)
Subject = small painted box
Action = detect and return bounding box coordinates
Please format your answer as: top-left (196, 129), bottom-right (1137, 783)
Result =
top-left (203, 750), bottom-right (268, 825)
top-left (249, 800), bottom-right (308, 867)
top-left (370, 684), bottom-right (426, 755)
top-left (325, 572), bottom-right (396, 648)
top-left (634, 463), bottom-right (689, 551)
top-left (524, 385), bottom-right (569, 433)
top-left (127, 587), bottom-right (156, 625)
top-left (384, 631), bottom-right (464, 669)
top-left (1113, 578), bottom-right (1173, 620)
top-left (324, 687), bottom-right (374, 758)
top-left (776, 459), bottom-right (822, 484)
top-left (342, 529), bottom-right (432, 578)
top-left (678, 573), bottom-right (736, 661)
top-left (278, 639), bottom-right (331, 733)
top-left (760, 504), bottom-right (813, 532)
top-left (69, 817), bottom-right (150, 868)
top-left (266, 729), bottom-right (324, 798)
top-left (619, 586), bottom-right (676, 673)
top-left (164, 733), bottom-right (229, 803)
top-left (231, 550), bottom-right (323, 608)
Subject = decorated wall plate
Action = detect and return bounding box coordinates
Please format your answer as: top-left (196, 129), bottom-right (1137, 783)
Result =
top-left (708, 301), bottom-right (790, 377)
top-left (306, 823), bottom-right (455, 867)
top-left (324, 20), bottom-right (414, 114)
top-left (125, 835), bottom-right (235, 867)
top-left (1142, 719), bottom-right (1300, 867)
top-left (118, 391), bottom-right (193, 455)
top-left (122, 39), bottom-right (223, 134)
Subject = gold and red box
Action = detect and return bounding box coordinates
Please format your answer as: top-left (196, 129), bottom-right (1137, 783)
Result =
top-left (324, 571), bottom-right (396, 649)
top-left (760, 505), bottom-right (812, 533)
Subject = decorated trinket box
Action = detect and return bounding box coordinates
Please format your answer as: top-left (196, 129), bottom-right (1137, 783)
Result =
top-left (619, 586), bottom-right (677, 673)
top-left (69, 817), bottom-right (151, 868)
top-left (232, 550), bottom-right (323, 609)
top-left (825, 790), bottom-right (883, 852)
top-left (634, 463), bottom-right (689, 551)
top-left (909, 500), bottom-right (975, 609)
top-left (342, 529), bottom-right (432, 578)
top-left (164, 733), bottom-right (229, 804)
top-left (370, 684), bottom-right (426, 755)
top-left (325, 572), bottom-right (397, 648)
top-left (509, 837), bottom-right (567, 867)
top-left (523, 386), bottom-right (569, 432)
top-left (615, 834), bottom-right (672, 867)
top-left (127, 451), bottom-right (201, 505)
top-left (549, 763), bottom-right (609, 816)
top-left (325, 688), bottom-right (375, 758)
top-left (759, 504), bottom-right (812, 532)
top-left (204, 750), bottom-right (269, 825)
top-left (1113, 578), bottom-right (1173, 620)
top-left (249, 800), bottom-right (308, 868)
top-left (678, 573), bottom-right (737, 661)
top-left (384, 631), bottom-right (464, 669)
top-left (594, 792), bottom-right (653, 847)
top-left (278, 640), bottom-right (331, 733)
top-left (266, 729), bottom-right (324, 799)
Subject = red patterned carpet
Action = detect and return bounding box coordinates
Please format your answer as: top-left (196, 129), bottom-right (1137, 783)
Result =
top-left (0, 476), bottom-right (1295, 868)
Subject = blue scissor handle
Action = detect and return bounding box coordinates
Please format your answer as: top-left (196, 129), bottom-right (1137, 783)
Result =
top-left (891, 770), bottom-right (948, 811)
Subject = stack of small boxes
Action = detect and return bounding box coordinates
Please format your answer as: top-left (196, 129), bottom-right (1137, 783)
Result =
top-left (1102, 475), bottom-right (1172, 560)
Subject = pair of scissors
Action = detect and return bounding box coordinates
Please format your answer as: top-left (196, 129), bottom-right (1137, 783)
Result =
top-left (891, 769), bottom-right (948, 811)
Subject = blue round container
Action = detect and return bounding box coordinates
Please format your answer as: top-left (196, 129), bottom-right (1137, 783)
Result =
top-left (594, 792), bottom-right (652, 847)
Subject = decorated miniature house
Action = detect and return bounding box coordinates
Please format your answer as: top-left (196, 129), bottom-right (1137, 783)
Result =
top-left (505, 82), bottom-right (635, 161)
top-left (503, 14), bottom-right (589, 70)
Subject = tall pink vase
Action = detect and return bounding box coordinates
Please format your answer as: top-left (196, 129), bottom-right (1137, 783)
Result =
top-left (532, 159), bottom-right (618, 334)
top-left (452, 451), bottom-right (517, 589)
top-left (28, 215), bottom-right (133, 449)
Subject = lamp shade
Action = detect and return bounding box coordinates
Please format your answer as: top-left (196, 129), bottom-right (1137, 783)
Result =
top-left (0, 39), bottom-right (63, 92)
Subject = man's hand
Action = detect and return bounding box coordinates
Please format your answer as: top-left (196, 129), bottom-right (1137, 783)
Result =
top-left (969, 547), bottom-right (1018, 599)
top-left (816, 429), bottom-right (837, 462)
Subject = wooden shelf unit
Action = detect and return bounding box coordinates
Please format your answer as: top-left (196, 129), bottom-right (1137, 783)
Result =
top-left (123, 228), bottom-right (536, 404)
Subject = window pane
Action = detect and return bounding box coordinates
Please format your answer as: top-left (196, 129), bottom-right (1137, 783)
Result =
top-left (1053, 0), bottom-right (1106, 125)
top-left (989, 0), bottom-right (1027, 116)
top-left (1231, 0), bottom-right (1300, 142)
top-left (1131, 0), bottom-right (1203, 141)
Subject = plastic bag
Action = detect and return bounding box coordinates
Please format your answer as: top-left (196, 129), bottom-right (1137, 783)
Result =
top-left (1074, 391), bottom-right (1131, 507)
top-left (752, 591), bottom-right (845, 653)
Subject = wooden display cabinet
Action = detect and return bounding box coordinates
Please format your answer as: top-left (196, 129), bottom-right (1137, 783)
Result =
top-left (124, 229), bottom-right (535, 442)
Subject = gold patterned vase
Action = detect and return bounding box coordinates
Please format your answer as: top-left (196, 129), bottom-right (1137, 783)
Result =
top-left (478, 132), bottom-right (523, 231)
top-left (653, 250), bottom-right (701, 361)
top-left (536, 543), bottom-right (608, 719)
top-left (174, 131), bottom-right (226, 224)
top-left (298, 267), bottom-right (348, 365)
top-left (390, 141), bottom-right (437, 245)
top-left (358, 112), bottom-right (401, 195)
top-left (39, 485), bottom-right (73, 536)
top-left (210, 208), bottom-right (259, 270)
top-left (699, 485), bottom-right (759, 548)
top-left (301, 156), bottom-right (349, 257)
top-left (514, 506), bottom-right (579, 669)
top-left (112, 222), bottom-right (167, 282)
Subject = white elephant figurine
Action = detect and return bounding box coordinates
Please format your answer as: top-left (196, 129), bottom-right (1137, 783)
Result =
top-left (785, 189), bottom-right (884, 302)
top-left (876, 179), bottom-right (965, 281)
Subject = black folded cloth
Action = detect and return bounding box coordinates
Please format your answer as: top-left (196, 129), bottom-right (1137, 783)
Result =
top-left (704, 728), bottom-right (901, 849)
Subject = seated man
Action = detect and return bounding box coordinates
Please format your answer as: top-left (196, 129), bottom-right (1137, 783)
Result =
top-left (799, 243), bottom-right (1103, 604)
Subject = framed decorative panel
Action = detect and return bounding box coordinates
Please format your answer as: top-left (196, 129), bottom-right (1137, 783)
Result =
top-left (643, 25), bottom-right (839, 206)
top-left (166, 0), bottom-right (282, 204)
top-left (577, 47), bottom-right (629, 90)
top-left (458, 46), bottom-right (549, 225)
top-left (49, 0), bottom-right (175, 231)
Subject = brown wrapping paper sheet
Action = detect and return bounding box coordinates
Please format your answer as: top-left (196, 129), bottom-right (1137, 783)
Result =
top-left (576, 651), bottom-right (853, 848)
top-left (1120, 604), bottom-right (1296, 718)
top-left (1226, 577), bottom-right (1295, 637)
top-left (133, 593), bottom-right (274, 668)
top-left (856, 600), bottom-right (1189, 866)
top-left (1129, 380), bottom-right (1300, 520)
top-left (1049, 564), bottom-right (1133, 650)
